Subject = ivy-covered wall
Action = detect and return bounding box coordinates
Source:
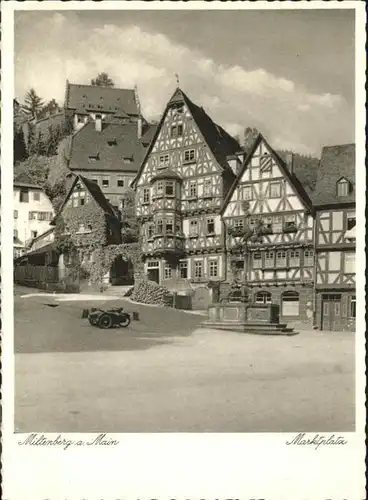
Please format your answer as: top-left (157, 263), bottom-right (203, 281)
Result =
top-left (54, 197), bottom-right (143, 288)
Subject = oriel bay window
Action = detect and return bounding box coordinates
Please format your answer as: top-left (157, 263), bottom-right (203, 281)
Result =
top-left (165, 219), bottom-right (173, 234)
top-left (147, 223), bottom-right (154, 239)
top-left (156, 219), bottom-right (163, 234)
top-left (156, 181), bottom-right (164, 197)
top-left (165, 181), bottom-right (174, 196)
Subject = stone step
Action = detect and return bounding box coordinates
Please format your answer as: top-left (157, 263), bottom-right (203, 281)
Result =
top-left (201, 321), bottom-right (298, 336)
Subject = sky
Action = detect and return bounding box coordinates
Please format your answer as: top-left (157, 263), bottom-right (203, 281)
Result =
top-left (14, 9), bottom-right (355, 156)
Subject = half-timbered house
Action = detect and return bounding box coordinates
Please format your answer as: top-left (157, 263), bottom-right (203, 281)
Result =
top-left (221, 133), bottom-right (315, 323)
top-left (312, 144), bottom-right (356, 331)
top-left (131, 88), bottom-right (242, 285)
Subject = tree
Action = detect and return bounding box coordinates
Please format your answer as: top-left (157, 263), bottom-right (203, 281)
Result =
top-left (243, 127), bottom-right (260, 153)
top-left (226, 200), bottom-right (265, 299)
top-left (14, 124), bottom-right (28, 163)
top-left (91, 72), bottom-right (115, 87)
top-left (23, 88), bottom-right (44, 119)
top-left (40, 98), bottom-right (61, 118)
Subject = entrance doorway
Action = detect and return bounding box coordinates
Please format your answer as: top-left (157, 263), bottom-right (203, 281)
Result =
top-left (147, 260), bottom-right (160, 283)
top-left (110, 256), bottom-right (134, 285)
top-left (322, 293), bottom-right (342, 331)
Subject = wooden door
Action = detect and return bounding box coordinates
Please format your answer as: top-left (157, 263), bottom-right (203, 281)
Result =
top-left (322, 294), bottom-right (342, 331)
top-left (148, 268), bottom-right (159, 284)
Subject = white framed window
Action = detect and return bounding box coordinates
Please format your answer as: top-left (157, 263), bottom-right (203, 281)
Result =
top-left (117, 177), bottom-right (125, 187)
top-left (304, 249), bottom-right (314, 266)
top-left (242, 185), bottom-right (252, 201)
top-left (264, 251), bottom-right (274, 268)
top-left (143, 187), bottom-right (150, 204)
top-left (194, 260), bottom-right (203, 278)
top-left (252, 252), bottom-right (262, 269)
top-left (289, 250), bottom-right (300, 267)
top-left (189, 181), bottom-right (197, 198)
top-left (203, 179), bottom-right (212, 196)
top-left (255, 291), bottom-right (272, 304)
top-left (102, 178), bottom-right (109, 187)
top-left (159, 154), bottom-right (169, 168)
top-left (276, 251), bottom-right (287, 267)
top-left (337, 178), bottom-right (349, 197)
top-left (179, 261), bottom-right (188, 278)
top-left (344, 252), bottom-right (355, 274)
top-left (270, 182), bottom-right (281, 198)
top-left (164, 264), bottom-right (172, 279)
top-left (209, 259), bottom-right (218, 278)
top-left (189, 219), bottom-right (198, 236)
top-left (184, 149), bottom-right (195, 163)
top-left (207, 218), bottom-right (215, 235)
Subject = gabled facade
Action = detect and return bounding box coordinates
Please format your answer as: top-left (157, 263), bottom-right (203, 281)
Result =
top-left (312, 144), bottom-right (356, 331)
top-left (132, 88), bottom-right (241, 285)
top-left (64, 81), bottom-right (156, 208)
top-left (221, 134), bottom-right (314, 323)
top-left (13, 173), bottom-right (54, 257)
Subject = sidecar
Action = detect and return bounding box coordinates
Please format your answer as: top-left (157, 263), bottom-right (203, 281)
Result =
top-left (82, 307), bottom-right (132, 329)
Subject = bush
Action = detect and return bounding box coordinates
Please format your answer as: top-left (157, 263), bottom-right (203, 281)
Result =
top-left (131, 280), bottom-right (171, 306)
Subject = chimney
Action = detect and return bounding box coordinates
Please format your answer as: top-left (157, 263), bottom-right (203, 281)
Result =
top-left (137, 116), bottom-right (142, 139)
top-left (95, 114), bottom-right (102, 132)
top-left (285, 152), bottom-right (294, 174)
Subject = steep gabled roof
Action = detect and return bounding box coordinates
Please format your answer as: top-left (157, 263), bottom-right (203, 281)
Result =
top-left (310, 143), bottom-right (355, 206)
top-left (65, 82), bottom-right (138, 116)
top-left (68, 122), bottom-right (146, 173)
top-left (52, 174), bottom-right (116, 223)
top-left (220, 133), bottom-right (312, 215)
top-left (132, 88), bottom-right (240, 187)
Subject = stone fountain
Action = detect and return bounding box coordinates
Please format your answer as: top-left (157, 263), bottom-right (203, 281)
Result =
top-left (201, 286), bottom-right (298, 336)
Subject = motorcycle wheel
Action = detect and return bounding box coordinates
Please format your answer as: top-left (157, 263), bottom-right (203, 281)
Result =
top-left (98, 313), bottom-right (113, 329)
top-left (119, 315), bottom-right (131, 328)
top-left (88, 316), bottom-right (98, 326)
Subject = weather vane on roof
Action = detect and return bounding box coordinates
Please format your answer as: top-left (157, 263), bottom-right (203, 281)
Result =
top-left (175, 73), bottom-right (180, 87)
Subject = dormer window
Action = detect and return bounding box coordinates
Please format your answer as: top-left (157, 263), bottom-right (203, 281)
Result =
top-left (123, 157), bottom-right (133, 164)
top-left (89, 154), bottom-right (100, 162)
top-left (337, 177), bottom-right (350, 197)
top-left (107, 139), bottom-right (117, 147)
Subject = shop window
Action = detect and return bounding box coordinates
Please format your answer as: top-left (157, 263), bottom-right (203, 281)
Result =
top-left (281, 291), bottom-right (299, 316)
